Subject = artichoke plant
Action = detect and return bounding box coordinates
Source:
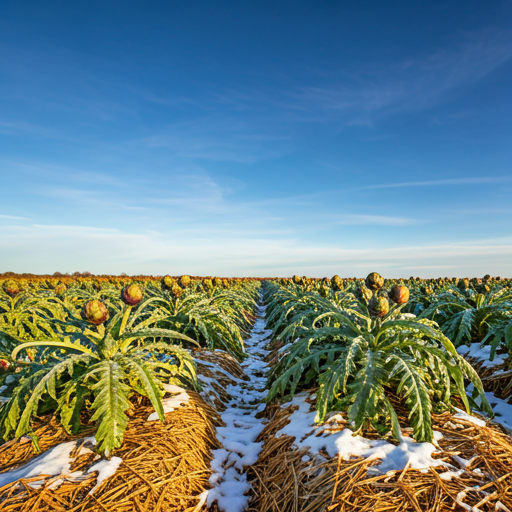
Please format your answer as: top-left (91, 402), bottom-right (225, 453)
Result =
top-left (480, 310), bottom-right (512, 360)
top-left (266, 276), bottom-right (492, 442)
top-left (0, 296), bottom-right (199, 456)
top-left (420, 286), bottom-right (512, 346)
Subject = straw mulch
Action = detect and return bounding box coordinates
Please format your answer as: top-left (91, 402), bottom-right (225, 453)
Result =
top-left (194, 350), bottom-right (248, 410)
top-left (463, 353), bottom-right (512, 403)
top-left (0, 391), bottom-right (222, 512)
top-left (248, 395), bottom-right (512, 512)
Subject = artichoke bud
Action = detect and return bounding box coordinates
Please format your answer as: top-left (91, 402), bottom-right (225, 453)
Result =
top-left (331, 275), bottom-right (344, 291)
top-left (2, 279), bottom-right (20, 298)
top-left (170, 284), bottom-right (183, 298)
top-left (368, 295), bottom-right (390, 318)
top-left (162, 275), bottom-right (175, 290)
top-left (178, 275), bottom-right (191, 288)
top-left (389, 285), bottom-right (409, 305)
top-left (82, 300), bottom-right (109, 325)
top-left (121, 284), bottom-right (143, 306)
top-left (365, 272), bottom-right (384, 291)
top-left (54, 283), bottom-right (67, 296)
top-left (356, 284), bottom-right (373, 303)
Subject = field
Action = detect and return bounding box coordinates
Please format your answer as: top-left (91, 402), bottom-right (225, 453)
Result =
top-left (0, 272), bottom-right (512, 512)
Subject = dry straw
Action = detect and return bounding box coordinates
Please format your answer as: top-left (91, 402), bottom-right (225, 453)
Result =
top-left (248, 395), bottom-right (512, 512)
top-left (0, 391), bottom-right (222, 512)
top-left (194, 350), bottom-right (248, 411)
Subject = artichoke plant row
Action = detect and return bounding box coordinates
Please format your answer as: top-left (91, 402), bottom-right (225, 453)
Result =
top-left (0, 275), bottom-right (260, 457)
top-left (281, 273), bottom-right (512, 356)
top-left (264, 272), bottom-right (506, 443)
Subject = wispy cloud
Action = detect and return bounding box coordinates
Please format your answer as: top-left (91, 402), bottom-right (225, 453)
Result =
top-left (360, 176), bottom-right (512, 190)
top-left (286, 29), bottom-right (512, 123)
top-left (328, 214), bottom-right (416, 226)
top-left (141, 118), bottom-right (291, 163)
top-left (1, 222), bottom-right (511, 277)
top-left (0, 214), bottom-right (29, 220)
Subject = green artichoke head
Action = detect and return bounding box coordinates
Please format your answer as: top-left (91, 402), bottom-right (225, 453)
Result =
top-left (2, 279), bottom-right (20, 298)
top-left (331, 275), bottom-right (344, 291)
top-left (178, 275), bottom-right (191, 288)
top-left (368, 295), bottom-right (390, 318)
top-left (389, 285), bottom-right (409, 305)
top-left (170, 283), bottom-right (183, 298)
top-left (54, 283), bottom-right (67, 296)
top-left (162, 275), bottom-right (175, 290)
top-left (82, 300), bottom-right (109, 325)
top-left (121, 284), bottom-right (143, 306)
top-left (365, 272), bottom-right (384, 291)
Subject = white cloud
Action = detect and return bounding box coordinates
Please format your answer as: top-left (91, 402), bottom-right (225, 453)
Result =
top-left (0, 214), bottom-right (29, 220)
top-left (1, 223), bottom-right (510, 278)
top-left (359, 176), bottom-right (512, 190)
top-left (331, 214), bottom-right (415, 226)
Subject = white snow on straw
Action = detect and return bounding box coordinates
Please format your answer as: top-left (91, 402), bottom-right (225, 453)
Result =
top-left (456, 343), bottom-right (507, 368)
top-left (453, 408), bottom-right (486, 427)
top-left (275, 393), bottom-right (448, 474)
top-left (147, 384), bottom-right (190, 421)
top-left (466, 383), bottom-right (512, 433)
top-left (207, 299), bottom-right (271, 512)
top-left (0, 437), bottom-right (96, 489)
top-left (87, 457), bottom-right (123, 494)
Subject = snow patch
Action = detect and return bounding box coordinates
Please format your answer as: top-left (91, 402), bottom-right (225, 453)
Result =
top-left (466, 384), bottom-right (512, 433)
top-left (276, 393), bottom-right (448, 474)
top-left (453, 408), bottom-right (486, 427)
top-left (457, 344), bottom-right (507, 368)
top-left (0, 437), bottom-right (96, 489)
top-left (87, 457), bottom-right (123, 494)
top-left (147, 384), bottom-right (190, 421)
top-left (207, 300), bottom-right (272, 512)
top-left (439, 469), bottom-right (464, 481)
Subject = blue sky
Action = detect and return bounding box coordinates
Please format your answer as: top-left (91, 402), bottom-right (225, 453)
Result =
top-left (1, 0), bottom-right (511, 277)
